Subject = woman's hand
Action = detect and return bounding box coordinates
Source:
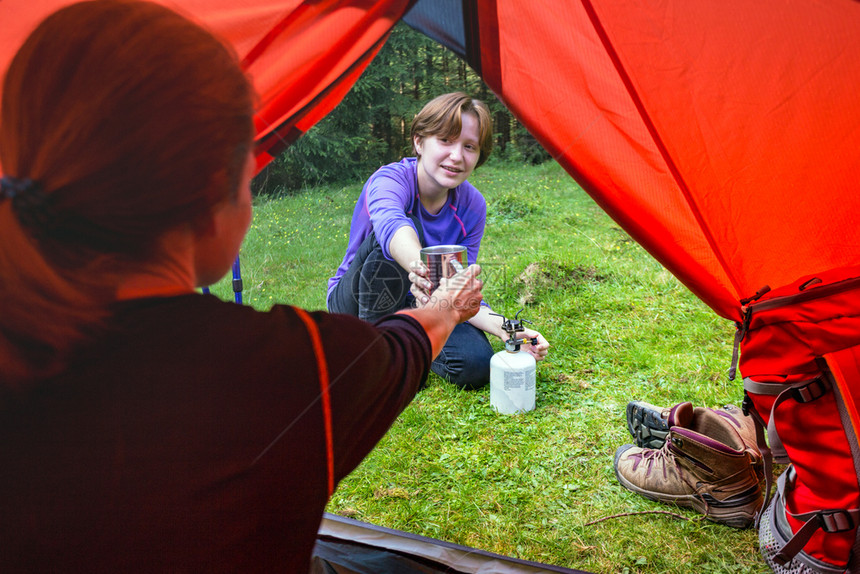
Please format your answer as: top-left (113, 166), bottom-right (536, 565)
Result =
top-left (408, 260), bottom-right (433, 306)
top-left (521, 328), bottom-right (550, 362)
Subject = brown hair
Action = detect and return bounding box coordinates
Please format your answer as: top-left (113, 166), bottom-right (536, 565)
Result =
top-left (410, 92), bottom-right (493, 167)
top-left (0, 0), bottom-right (255, 387)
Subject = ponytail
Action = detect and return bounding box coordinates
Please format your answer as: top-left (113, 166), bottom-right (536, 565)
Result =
top-left (0, 0), bottom-right (256, 387)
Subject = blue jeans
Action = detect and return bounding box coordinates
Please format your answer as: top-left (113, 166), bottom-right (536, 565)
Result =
top-left (430, 321), bottom-right (493, 390)
top-left (327, 227), bottom-right (493, 389)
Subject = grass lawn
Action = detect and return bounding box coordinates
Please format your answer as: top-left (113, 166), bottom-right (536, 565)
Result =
top-left (208, 160), bottom-right (769, 574)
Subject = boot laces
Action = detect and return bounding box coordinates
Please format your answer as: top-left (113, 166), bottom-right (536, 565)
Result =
top-left (638, 447), bottom-right (713, 516)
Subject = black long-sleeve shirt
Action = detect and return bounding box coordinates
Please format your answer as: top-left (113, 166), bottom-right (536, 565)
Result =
top-left (0, 294), bottom-right (430, 572)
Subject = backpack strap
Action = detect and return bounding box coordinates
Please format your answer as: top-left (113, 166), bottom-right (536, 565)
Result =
top-left (773, 466), bottom-right (860, 567)
top-left (741, 392), bottom-right (774, 527)
top-left (745, 376), bottom-right (830, 463)
top-left (743, 376), bottom-right (830, 527)
top-left (293, 307), bottom-right (335, 497)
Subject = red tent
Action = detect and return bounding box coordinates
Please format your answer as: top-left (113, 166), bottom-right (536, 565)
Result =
top-left (406, 0), bottom-right (860, 321)
top-left (5, 0), bottom-right (858, 321)
top-left (0, 0), bottom-right (411, 174)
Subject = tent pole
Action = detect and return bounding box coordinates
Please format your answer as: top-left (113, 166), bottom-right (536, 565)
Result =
top-left (198, 255), bottom-right (242, 303)
top-left (231, 256), bottom-right (243, 304)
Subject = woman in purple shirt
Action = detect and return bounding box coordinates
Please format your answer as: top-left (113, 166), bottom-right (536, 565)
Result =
top-left (328, 93), bottom-right (549, 389)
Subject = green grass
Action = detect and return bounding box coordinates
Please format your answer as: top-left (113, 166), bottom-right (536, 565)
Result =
top-left (208, 160), bottom-right (767, 574)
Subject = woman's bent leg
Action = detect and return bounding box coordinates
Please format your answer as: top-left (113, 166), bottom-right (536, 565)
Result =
top-left (328, 217), bottom-right (426, 321)
top-left (355, 248), bottom-right (411, 322)
top-left (327, 232), bottom-right (411, 321)
top-left (431, 322), bottom-right (494, 390)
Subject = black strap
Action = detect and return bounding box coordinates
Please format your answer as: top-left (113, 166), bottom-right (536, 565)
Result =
top-left (742, 393), bottom-right (775, 528)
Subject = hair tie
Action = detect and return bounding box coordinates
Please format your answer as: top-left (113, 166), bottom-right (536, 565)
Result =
top-left (1, 175), bottom-right (39, 200)
top-left (1, 175), bottom-right (51, 230)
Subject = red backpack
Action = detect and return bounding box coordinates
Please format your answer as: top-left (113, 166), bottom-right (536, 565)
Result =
top-left (736, 265), bottom-right (860, 573)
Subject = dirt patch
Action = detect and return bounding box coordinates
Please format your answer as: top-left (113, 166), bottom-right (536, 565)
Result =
top-left (373, 486), bottom-right (412, 500)
top-left (554, 373), bottom-right (591, 389)
top-left (515, 261), bottom-right (607, 305)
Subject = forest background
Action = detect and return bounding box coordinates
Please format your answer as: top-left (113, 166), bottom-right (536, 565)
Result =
top-left (252, 22), bottom-right (551, 195)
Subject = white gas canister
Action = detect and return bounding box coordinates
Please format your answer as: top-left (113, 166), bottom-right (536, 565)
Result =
top-left (490, 348), bottom-right (536, 414)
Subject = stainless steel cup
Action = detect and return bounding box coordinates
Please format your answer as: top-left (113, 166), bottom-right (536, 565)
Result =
top-left (420, 245), bottom-right (467, 292)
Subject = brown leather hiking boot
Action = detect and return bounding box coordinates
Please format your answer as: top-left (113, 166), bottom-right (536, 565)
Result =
top-left (614, 403), bottom-right (764, 528)
top-left (627, 400), bottom-right (760, 454)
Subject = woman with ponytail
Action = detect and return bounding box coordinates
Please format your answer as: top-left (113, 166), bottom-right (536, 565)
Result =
top-left (0, 2), bottom-right (483, 571)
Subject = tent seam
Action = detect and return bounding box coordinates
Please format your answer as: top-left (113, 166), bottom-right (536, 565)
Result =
top-left (578, 0), bottom-right (744, 302)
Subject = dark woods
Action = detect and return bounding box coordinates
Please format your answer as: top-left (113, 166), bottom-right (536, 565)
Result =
top-left (252, 22), bottom-right (550, 195)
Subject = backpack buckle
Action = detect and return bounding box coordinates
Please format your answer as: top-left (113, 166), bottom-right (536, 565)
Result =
top-left (819, 510), bottom-right (854, 533)
top-left (791, 377), bottom-right (829, 403)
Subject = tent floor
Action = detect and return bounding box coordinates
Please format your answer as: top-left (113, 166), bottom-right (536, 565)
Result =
top-left (311, 512), bottom-right (592, 574)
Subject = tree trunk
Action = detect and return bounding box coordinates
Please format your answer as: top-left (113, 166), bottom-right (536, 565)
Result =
top-left (495, 110), bottom-right (510, 154)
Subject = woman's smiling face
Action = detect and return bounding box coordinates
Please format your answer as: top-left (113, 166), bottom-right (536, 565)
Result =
top-left (414, 110), bottom-right (481, 196)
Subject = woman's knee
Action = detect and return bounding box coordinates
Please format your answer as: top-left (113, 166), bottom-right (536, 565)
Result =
top-left (356, 250), bottom-right (410, 321)
top-left (432, 346), bottom-right (492, 390)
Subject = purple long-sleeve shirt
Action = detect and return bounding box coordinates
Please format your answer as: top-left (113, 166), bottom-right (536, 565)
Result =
top-left (327, 157), bottom-right (487, 299)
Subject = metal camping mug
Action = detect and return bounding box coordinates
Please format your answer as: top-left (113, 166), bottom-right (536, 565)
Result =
top-left (420, 245), bottom-right (467, 293)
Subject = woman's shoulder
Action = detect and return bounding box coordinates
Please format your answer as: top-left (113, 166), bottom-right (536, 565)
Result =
top-left (454, 179), bottom-right (487, 208)
top-left (370, 157), bottom-right (415, 179)
top-left (116, 295), bottom-right (415, 351)
top-left (364, 158), bottom-right (417, 199)
top-left (370, 157), bottom-right (415, 182)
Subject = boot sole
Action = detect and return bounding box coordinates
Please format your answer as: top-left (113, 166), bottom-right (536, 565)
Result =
top-left (613, 451), bottom-right (760, 529)
top-left (626, 401), bottom-right (670, 449)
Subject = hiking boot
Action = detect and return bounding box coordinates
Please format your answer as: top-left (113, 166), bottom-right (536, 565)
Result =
top-left (614, 404), bottom-right (764, 528)
top-left (674, 402), bottom-right (765, 481)
top-left (626, 401), bottom-right (672, 449)
top-left (627, 400), bottom-right (760, 455)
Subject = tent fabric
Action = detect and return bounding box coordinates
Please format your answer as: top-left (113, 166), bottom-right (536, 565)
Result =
top-left (312, 512), bottom-right (591, 573)
top-left (0, 0), bottom-right (413, 173)
top-left (405, 0), bottom-right (860, 321)
top-left (3, 0), bottom-right (858, 320)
